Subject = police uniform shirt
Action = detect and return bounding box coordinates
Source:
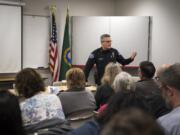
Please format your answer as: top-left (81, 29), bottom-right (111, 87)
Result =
top-left (84, 47), bottom-right (133, 84)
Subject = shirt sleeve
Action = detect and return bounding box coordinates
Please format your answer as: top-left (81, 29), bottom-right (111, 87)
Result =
top-left (84, 53), bottom-right (96, 81)
top-left (115, 50), bottom-right (134, 65)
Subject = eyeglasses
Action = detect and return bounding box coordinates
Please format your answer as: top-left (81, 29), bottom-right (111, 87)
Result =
top-left (102, 40), bottom-right (112, 43)
top-left (157, 81), bottom-right (169, 91)
top-left (155, 76), bottom-right (160, 81)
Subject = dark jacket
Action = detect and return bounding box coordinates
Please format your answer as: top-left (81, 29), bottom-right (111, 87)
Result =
top-left (135, 79), bottom-right (171, 118)
top-left (25, 118), bottom-right (72, 135)
top-left (135, 79), bottom-right (161, 96)
top-left (84, 47), bottom-right (133, 85)
top-left (95, 84), bottom-right (114, 110)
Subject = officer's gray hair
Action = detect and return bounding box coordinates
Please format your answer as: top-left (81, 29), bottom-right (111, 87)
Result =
top-left (113, 72), bottom-right (135, 93)
top-left (100, 34), bottom-right (111, 43)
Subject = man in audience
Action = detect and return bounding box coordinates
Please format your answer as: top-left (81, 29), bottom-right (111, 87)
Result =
top-left (135, 61), bottom-right (170, 118)
top-left (157, 63), bottom-right (180, 135)
top-left (155, 64), bottom-right (171, 81)
top-left (136, 61), bottom-right (160, 95)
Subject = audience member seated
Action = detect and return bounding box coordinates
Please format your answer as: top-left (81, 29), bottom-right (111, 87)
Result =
top-left (15, 68), bottom-right (65, 126)
top-left (136, 61), bottom-right (160, 95)
top-left (135, 61), bottom-right (170, 118)
top-left (58, 68), bottom-right (96, 117)
top-left (66, 90), bottom-right (150, 135)
top-left (157, 63), bottom-right (180, 135)
top-left (101, 108), bottom-right (165, 135)
top-left (155, 64), bottom-right (171, 81)
top-left (25, 118), bottom-right (72, 135)
top-left (98, 71), bottom-right (135, 113)
top-left (0, 90), bottom-right (26, 135)
top-left (113, 71), bottom-right (135, 93)
top-left (95, 62), bottom-right (122, 110)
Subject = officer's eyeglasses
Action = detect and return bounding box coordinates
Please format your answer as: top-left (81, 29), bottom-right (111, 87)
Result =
top-left (102, 40), bottom-right (112, 43)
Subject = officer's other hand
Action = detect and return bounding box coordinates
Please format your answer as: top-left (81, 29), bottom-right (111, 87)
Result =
top-left (131, 51), bottom-right (137, 59)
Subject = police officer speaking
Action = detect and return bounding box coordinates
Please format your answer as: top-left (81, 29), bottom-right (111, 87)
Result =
top-left (84, 34), bottom-right (137, 85)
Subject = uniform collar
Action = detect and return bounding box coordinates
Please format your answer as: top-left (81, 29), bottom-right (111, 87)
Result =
top-left (100, 47), bottom-right (111, 52)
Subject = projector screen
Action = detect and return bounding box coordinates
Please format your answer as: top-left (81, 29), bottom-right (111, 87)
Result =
top-left (0, 5), bottom-right (21, 73)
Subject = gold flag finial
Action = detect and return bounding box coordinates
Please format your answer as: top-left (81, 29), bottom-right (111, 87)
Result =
top-left (49, 5), bottom-right (57, 14)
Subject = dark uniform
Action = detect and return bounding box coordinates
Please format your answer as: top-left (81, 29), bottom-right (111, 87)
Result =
top-left (84, 47), bottom-right (134, 85)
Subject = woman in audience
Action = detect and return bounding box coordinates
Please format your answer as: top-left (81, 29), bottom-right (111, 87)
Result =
top-left (15, 68), bottom-right (65, 126)
top-left (95, 62), bottom-right (122, 110)
top-left (67, 90), bottom-right (150, 135)
top-left (101, 108), bottom-right (165, 135)
top-left (0, 90), bottom-right (26, 135)
top-left (113, 71), bottom-right (135, 92)
top-left (58, 68), bottom-right (96, 117)
top-left (98, 71), bottom-right (135, 113)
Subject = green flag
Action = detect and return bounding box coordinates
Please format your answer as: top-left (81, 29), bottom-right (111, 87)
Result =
top-left (59, 10), bottom-right (71, 80)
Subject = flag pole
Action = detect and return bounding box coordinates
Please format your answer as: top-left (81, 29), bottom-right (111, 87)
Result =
top-left (67, 0), bottom-right (69, 11)
top-left (49, 5), bottom-right (60, 82)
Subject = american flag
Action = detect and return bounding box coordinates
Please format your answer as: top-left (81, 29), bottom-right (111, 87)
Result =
top-left (49, 13), bottom-right (59, 82)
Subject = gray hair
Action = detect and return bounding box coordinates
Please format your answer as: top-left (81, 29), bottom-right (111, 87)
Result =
top-left (113, 71), bottom-right (135, 93)
top-left (159, 63), bottom-right (180, 91)
top-left (100, 34), bottom-right (111, 43)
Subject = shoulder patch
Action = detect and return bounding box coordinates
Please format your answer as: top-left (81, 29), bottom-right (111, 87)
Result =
top-left (89, 54), bottom-right (94, 59)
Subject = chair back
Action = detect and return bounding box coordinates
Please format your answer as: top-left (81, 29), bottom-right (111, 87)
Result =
top-left (67, 109), bottom-right (95, 129)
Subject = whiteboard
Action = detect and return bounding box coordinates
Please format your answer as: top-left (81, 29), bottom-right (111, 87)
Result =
top-left (0, 5), bottom-right (21, 73)
top-left (23, 15), bottom-right (49, 68)
top-left (72, 16), bottom-right (149, 66)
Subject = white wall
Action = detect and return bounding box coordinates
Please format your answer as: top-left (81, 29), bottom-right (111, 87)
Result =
top-left (23, 0), bottom-right (115, 58)
top-left (115, 0), bottom-right (180, 67)
top-left (23, 0), bottom-right (180, 68)
top-left (0, 5), bottom-right (21, 73)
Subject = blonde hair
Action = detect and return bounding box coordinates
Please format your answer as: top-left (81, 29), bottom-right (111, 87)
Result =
top-left (101, 62), bottom-right (122, 86)
top-left (66, 68), bottom-right (86, 89)
top-left (113, 71), bottom-right (135, 93)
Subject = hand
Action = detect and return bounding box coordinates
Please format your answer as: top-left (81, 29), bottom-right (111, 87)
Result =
top-left (130, 51), bottom-right (137, 60)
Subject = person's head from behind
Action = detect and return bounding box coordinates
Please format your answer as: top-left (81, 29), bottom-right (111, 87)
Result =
top-left (97, 90), bottom-right (150, 125)
top-left (0, 90), bottom-right (25, 135)
top-left (100, 34), bottom-right (112, 50)
top-left (101, 108), bottom-right (164, 135)
top-left (101, 62), bottom-right (122, 86)
top-left (158, 63), bottom-right (180, 108)
top-left (139, 61), bottom-right (156, 80)
top-left (113, 71), bottom-right (135, 93)
top-left (15, 68), bottom-right (45, 98)
top-left (66, 67), bottom-right (86, 90)
top-left (155, 64), bottom-right (171, 81)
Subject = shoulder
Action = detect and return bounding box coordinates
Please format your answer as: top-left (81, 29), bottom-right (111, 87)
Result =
top-left (39, 93), bottom-right (60, 102)
top-left (158, 109), bottom-right (180, 126)
top-left (88, 48), bottom-right (102, 59)
top-left (92, 48), bottom-right (103, 55)
top-left (158, 110), bottom-right (180, 135)
top-left (97, 84), bottom-right (112, 90)
top-left (58, 91), bottom-right (86, 99)
top-left (110, 48), bottom-right (120, 55)
top-left (111, 48), bottom-right (118, 52)
top-left (93, 48), bottom-right (102, 53)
